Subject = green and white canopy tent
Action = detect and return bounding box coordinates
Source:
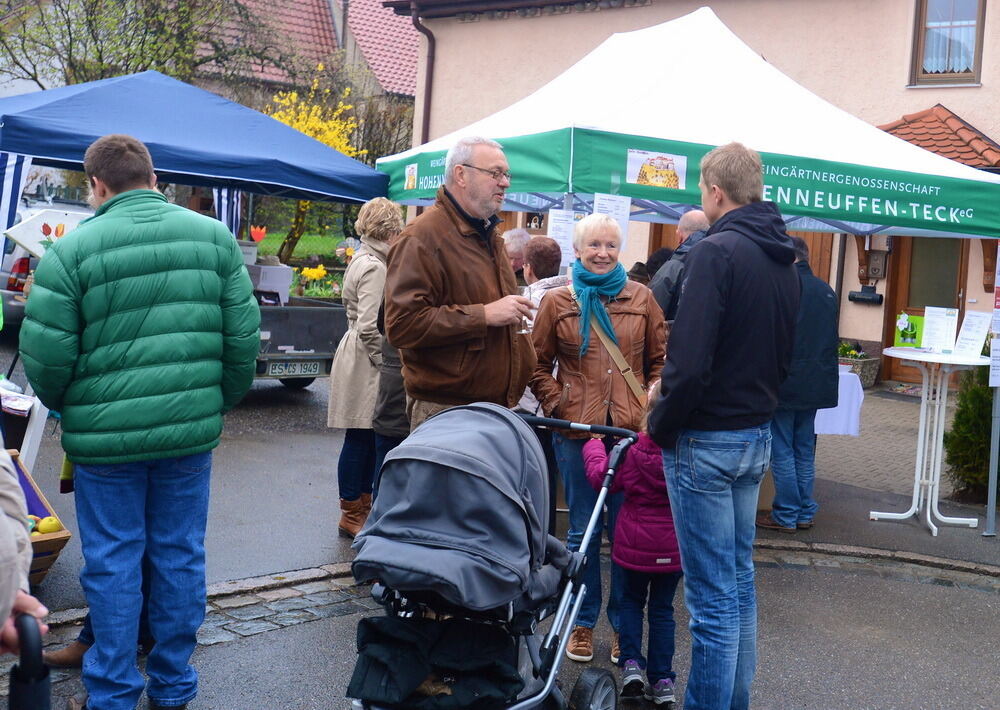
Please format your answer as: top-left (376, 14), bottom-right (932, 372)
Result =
top-left (377, 7), bottom-right (1000, 238)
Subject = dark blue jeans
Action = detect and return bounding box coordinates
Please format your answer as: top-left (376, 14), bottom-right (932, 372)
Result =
top-left (337, 428), bottom-right (376, 501)
top-left (372, 432), bottom-right (406, 500)
top-left (553, 433), bottom-right (622, 631)
top-left (74, 451), bottom-right (211, 710)
top-left (618, 567), bottom-right (683, 683)
top-left (769, 409), bottom-right (819, 528)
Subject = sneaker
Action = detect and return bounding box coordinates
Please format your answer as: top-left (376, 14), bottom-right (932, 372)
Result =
top-left (620, 659), bottom-right (644, 699)
top-left (610, 631), bottom-right (620, 664)
top-left (565, 626), bottom-right (594, 662)
top-left (755, 511), bottom-right (796, 533)
top-left (644, 678), bottom-right (676, 705)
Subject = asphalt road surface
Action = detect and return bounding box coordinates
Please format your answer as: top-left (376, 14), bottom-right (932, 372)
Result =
top-left (1, 327), bottom-right (353, 611)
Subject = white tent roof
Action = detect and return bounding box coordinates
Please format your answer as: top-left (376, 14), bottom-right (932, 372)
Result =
top-left (390, 7), bottom-right (1000, 189)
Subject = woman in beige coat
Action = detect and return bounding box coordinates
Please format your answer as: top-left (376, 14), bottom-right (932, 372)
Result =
top-left (327, 198), bottom-right (404, 538)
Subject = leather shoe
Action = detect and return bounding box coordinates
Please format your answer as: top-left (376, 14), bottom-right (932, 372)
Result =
top-left (797, 519), bottom-right (814, 530)
top-left (45, 640), bottom-right (90, 668)
top-left (149, 703), bottom-right (188, 710)
top-left (65, 692), bottom-right (88, 710)
top-left (755, 511), bottom-right (796, 533)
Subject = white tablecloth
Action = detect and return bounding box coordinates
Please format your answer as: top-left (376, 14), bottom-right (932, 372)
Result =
top-left (815, 369), bottom-right (864, 436)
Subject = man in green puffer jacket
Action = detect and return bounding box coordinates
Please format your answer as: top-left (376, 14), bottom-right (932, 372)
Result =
top-left (19, 135), bottom-right (259, 710)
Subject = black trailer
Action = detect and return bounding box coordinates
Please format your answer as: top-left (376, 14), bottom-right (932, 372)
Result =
top-left (256, 297), bottom-right (347, 389)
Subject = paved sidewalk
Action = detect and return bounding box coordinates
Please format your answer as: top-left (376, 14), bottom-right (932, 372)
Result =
top-left (815, 389), bottom-right (956, 498)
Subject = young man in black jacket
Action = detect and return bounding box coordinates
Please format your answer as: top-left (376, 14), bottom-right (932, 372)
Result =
top-left (649, 142), bottom-right (799, 710)
top-left (757, 237), bottom-right (839, 533)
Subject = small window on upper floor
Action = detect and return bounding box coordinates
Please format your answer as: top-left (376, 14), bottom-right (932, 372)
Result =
top-left (911, 0), bottom-right (987, 85)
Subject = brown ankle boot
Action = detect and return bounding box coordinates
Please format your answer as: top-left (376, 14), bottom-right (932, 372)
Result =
top-left (360, 492), bottom-right (373, 518)
top-left (43, 639), bottom-right (90, 668)
top-left (338, 497), bottom-right (367, 539)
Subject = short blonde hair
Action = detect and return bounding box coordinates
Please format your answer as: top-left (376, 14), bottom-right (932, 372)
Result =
top-left (573, 213), bottom-right (621, 252)
top-left (700, 142), bottom-right (763, 206)
top-left (640, 379), bottom-right (663, 433)
top-left (355, 197), bottom-right (404, 242)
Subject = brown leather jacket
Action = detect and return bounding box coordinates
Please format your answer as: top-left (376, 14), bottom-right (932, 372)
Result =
top-left (530, 280), bottom-right (666, 432)
top-left (384, 187), bottom-right (536, 407)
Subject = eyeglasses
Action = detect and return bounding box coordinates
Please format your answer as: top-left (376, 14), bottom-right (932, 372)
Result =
top-left (461, 164), bottom-right (512, 182)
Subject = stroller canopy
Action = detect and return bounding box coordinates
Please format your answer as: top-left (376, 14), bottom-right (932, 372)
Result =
top-left (352, 403), bottom-right (550, 611)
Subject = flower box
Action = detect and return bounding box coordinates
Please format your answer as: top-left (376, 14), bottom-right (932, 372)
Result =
top-left (839, 356), bottom-right (880, 389)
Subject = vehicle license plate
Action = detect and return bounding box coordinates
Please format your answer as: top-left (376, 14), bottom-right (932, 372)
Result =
top-left (267, 360), bottom-right (321, 377)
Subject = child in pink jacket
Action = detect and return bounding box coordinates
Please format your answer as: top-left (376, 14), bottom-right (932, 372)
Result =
top-left (583, 385), bottom-right (682, 705)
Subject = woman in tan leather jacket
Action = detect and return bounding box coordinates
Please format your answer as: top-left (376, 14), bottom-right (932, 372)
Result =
top-left (530, 213), bottom-right (666, 665)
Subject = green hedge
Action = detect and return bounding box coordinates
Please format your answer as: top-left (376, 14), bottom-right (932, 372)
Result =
top-left (943, 366), bottom-right (992, 496)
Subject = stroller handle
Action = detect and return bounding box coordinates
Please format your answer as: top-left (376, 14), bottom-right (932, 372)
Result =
top-left (14, 614), bottom-right (44, 681)
top-left (518, 415), bottom-right (638, 443)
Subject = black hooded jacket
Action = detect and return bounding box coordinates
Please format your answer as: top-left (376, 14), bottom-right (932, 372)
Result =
top-left (649, 201), bottom-right (800, 447)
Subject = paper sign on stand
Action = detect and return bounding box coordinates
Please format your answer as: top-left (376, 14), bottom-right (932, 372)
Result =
top-left (921, 306), bottom-right (959, 354)
top-left (592, 193), bottom-right (631, 250)
top-left (547, 209), bottom-right (581, 268)
top-left (990, 340), bottom-right (1000, 387)
top-left (4, 209), bottom-right (91, 258)
top-left (954, 310), bottom-right (992, 358)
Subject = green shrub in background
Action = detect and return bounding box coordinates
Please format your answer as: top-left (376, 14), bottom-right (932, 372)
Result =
top-left (943, 365), bottom-right (992, 498)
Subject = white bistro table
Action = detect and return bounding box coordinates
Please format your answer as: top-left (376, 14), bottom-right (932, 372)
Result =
top-left (870, 347), bottom-right (988, 536)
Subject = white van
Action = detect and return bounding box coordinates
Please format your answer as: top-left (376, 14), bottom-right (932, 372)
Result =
top-left (1, 196), bottom-right (93, 327)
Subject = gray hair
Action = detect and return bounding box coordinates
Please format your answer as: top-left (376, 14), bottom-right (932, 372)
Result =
top-left (677, 209), bottom-right (709, 236)
top-left (573, 213), bottom-right (621, 252)
top-left (502, 228), bottom-right (531, 254)
top-left (445, 136), bottom-right (504, 185)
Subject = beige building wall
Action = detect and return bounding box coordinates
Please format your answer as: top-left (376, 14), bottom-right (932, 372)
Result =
top-left (414, 1), bottom-right (1000, 142)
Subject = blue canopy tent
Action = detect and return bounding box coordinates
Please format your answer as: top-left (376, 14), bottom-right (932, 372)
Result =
top-left (0, 70), bottom-right (387, 203)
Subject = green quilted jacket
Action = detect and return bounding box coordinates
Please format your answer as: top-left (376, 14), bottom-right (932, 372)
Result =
top-left (19, 189), bottom-right (261, 464)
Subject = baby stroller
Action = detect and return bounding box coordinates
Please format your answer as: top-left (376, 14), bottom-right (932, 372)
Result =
top-left (349, 402), bottom-right (638, 710)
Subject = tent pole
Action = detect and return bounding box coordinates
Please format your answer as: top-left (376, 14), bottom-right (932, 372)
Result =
top-left (563, 192), bottom-right (573, 210)
top-left (984, 386), bottom-right (999, 536)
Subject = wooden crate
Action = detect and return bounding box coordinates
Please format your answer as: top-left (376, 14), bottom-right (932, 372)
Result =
top-left (8, 449), bottom-right (72, 586)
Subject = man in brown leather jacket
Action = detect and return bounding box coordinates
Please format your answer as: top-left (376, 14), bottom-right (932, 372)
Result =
top-left (384, 136), bottom-right (537, 428)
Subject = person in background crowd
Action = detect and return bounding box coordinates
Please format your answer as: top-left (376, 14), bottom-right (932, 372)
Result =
top-left (649, 142), bottom-right (799, 710)
top-left (644, 247), bottom-right (673, 281)
top-left (627, 261), bottom-right (649, 285)
top-left (371, 300), bottom-right (410, 499)
top-left (531, 213), bottom-right (666, 665)
top-left (328, 198), bottom-right (404, 539)
top-left (584, 382), bottom-right (682, 707)
top-left (0, 448), bottom-right (48, 656)
top-left (503, 227), bottom-right (532, 285)
top-left (20, 134), bottom-right (260, 710)
top-left (515, 236), bottom-right (568, 534)
top-left (757, 236), bottom-right (838, 533)
top-left (384, 136), bottom-right (536, 430)
top-left (648, 209), bottom-right (711, 322)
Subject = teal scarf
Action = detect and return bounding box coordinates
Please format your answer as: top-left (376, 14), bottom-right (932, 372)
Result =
top-left (571, 260), bottom-right (627, 357)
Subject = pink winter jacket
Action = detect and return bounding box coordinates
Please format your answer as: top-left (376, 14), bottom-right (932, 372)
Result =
top-left (583, 434), bottom-right (682, 574)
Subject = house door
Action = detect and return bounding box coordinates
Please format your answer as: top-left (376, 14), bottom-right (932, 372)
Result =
top-left (884, 236), bottom-right (969, 382)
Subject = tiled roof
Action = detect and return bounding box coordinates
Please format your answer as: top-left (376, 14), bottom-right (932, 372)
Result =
top-left (383, 1), bottom-right (578, 18)
top-left (878, 104), bottom-right (1000, 169)
top-left (345, 0), bottom-right (419, 96)
top-left (239, 0), bottom-right (339, 85)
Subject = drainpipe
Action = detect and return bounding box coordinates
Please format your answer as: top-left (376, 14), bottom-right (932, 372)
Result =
top-left (410, 1), bottom-right (436, 144)
top-left (834, 232), bottom-right (847, 327)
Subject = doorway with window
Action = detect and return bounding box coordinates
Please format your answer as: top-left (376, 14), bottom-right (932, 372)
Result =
top-left (884, 236), bottom-right (969, 381)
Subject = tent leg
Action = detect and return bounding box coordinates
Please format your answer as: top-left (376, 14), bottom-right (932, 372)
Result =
top-left (984, 387), bottom-right (999, 537)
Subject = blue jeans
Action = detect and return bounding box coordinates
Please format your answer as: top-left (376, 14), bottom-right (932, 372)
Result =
top-left (553, 433), bottom-right (622, 631)
top-left (769, 409), bottom-right (819, 528)
top-left (78, 555), bottom-right (153, 648)
top-left (337, 428), bottom-right (376, 501)
top-left (663, 426), bottom-right (771, 710)
top-left (372, 433), bottom-right (406, 500)
top-left (618, 567), bottom-right (683, 683)
top-left (74, 452), bottom-right (212, 710)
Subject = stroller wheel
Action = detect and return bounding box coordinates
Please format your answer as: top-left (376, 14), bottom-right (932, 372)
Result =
top-left (570, 667), bottom-right (617, 710)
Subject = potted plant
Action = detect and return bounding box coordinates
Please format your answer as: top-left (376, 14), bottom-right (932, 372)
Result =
top-left (838, 341), bottom-right (880, 388)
